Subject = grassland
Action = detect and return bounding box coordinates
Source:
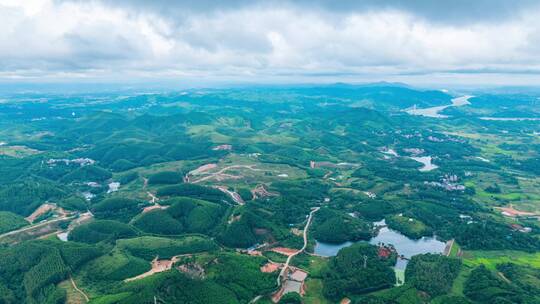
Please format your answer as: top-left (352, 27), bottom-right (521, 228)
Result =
top-left (303, 279), bottom-right (331, 304)
top-left (0, 145), bottom-right (40, 158)
top-left (82, 250), bottom-right (151, 281)
top-left (116, 235), bottom-right (217, 260)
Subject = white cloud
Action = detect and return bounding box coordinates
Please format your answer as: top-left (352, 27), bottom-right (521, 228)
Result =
top-left (1, 0), bottom-right (540, 84)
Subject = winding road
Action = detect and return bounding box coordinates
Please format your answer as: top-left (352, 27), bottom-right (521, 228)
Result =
top-left (70, 276), bottom-right (89, 303)
top-left (276, 207), bottom-right (320, 286)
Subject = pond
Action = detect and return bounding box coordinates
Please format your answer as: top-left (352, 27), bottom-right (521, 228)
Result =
top-left (57, 232), bottom-right (69, 242)
top-left (410, 156), bottom-right (438, 172)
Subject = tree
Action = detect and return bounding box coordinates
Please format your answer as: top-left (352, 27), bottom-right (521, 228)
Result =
top-left (279, 292), bottom-right (302, 304)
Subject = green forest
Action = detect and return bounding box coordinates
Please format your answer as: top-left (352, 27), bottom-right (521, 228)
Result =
top-left (0, 84), bottom-right (539, 303)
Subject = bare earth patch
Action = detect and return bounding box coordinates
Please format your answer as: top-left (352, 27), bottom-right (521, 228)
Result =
top-left (271, 247), bottom-right (299, 257)
top-left (496, 205), bottom-right (539, 217)
top-left (261, 262), bottom-right (282, 273)
top-left (26, 203), bottom-right (56, 223)
top-left (124, 255), bottom-right (184, 282)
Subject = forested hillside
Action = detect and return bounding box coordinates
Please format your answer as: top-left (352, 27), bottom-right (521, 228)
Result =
top-left (0, 84), bottom-right (539, 303)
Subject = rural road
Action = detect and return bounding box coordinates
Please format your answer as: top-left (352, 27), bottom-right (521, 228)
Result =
top-left (190, 165), bottom-right (265, 184)
top-left (443, 239), bottom-right (455, 256)
top-left (70, 276), bottom-right (89, 303)
top-left (276, 206), bottom-right (320, 286)
top-left (0, 215), bottom-right (75, 240)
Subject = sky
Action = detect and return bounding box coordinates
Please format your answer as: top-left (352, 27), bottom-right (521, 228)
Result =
top-left (2, 0), bottom-right (540, 86)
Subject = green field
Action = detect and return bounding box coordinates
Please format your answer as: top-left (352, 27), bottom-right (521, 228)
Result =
top-left (116, 235), bottom-right (217, 260)
top-left (462, 250), bottom-right (540, 270)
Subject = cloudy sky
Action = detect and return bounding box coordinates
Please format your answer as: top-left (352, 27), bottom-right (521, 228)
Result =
top-left (2, 0), bottom-right (540, 86)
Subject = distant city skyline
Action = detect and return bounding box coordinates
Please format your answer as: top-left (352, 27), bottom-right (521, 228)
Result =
top-left (2, 0), bottom-right (540, 85)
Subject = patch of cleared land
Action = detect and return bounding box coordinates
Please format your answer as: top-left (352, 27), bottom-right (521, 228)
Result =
top-left (26, 203), bottom-right (57, 223)
top-left (187, 154), bottom-right (306, 186)
top-left (124, 255), bottom-right (183, 282)
top-left (0, 145), bottom-right (40, 158)
top-left (495, 205), bottom-right (539, 217)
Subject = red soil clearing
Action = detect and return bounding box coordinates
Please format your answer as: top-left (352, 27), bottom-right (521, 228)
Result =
top-left (26, 203), bottom-right (56, 223)
top-left (496, 206), bottom-right (538, 217)
top-left (261, 262), bottom-right (281, 273)
top-left (271, 247), bottom-right (298, 256)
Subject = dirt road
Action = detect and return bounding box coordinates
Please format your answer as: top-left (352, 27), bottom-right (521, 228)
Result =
top-left (0, 215), bottom-right (75, 240)
top-left (70, 276), bottom-right (89, 303)
top-left (190, 165), bottom-right (265, 184)
top-left (443, 239), bottom-right (454, 256)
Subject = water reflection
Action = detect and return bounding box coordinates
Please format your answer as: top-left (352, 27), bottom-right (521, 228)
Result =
top-left (314, 227), bottom-right (444, 259)
top-left (313, 222), bottom-right (446, 284)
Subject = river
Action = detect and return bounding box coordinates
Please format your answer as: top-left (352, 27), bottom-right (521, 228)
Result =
top-left (406, 95), bottom-right (472, 118)
top-left (479, 117), bottom-right (540, 121)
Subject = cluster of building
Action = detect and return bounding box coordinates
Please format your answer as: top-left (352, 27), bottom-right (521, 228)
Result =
top-left (46, 158), bottom-right (95, 166)
top-left (424, 174), bottom-right (465, 191)
top-left (363, 191), bottom-right (377, 199)
top-left (427, 135), bottom-right (444, 142)
top-left (272, 267), bottom-right (309, 303)
top-left (403, 148), bottom-right (424, 155)
top-left (212, 144), bottom-right (233, 151)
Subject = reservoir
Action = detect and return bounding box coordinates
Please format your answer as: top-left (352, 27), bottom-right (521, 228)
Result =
top-left (406, 95), bottom-right (472, 118)
top-left (314, 222), bottom-right (446, 284)
top-left (314, 226), bottom-right (445, 258)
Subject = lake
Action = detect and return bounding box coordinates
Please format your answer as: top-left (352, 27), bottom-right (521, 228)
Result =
top-left (314, 226), bottom-right (445, 260)
top-left (370, 227), bottom-right (446, 269)
top-left (313, 222), bottom-right (446, 284)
